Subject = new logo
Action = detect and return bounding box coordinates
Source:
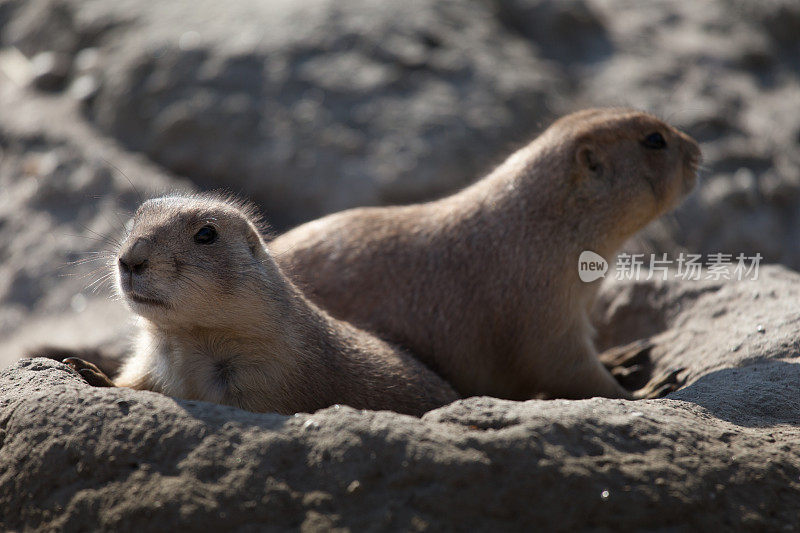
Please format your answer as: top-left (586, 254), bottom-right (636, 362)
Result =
top-left (578, 251), bottom-right (608, 282)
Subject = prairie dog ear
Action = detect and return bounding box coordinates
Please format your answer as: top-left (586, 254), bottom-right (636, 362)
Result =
top-left (576, 144), bottom-right (604, 179)
top-left (245, 225), bottom-right (265, 258)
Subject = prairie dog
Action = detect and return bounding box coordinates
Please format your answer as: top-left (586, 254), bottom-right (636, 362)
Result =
top-left (66, 194), bottom-right (458, 416)
top-left (271, 108), bottom-right (702, 400)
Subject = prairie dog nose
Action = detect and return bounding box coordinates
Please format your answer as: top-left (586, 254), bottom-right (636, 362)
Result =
top-left (118, 237), bottom-right (153, 274)
top-left (678, 131), bottom-right (701, 163)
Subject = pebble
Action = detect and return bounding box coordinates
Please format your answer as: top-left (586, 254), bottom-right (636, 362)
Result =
top-left (30, 51), bottom-right (71, 91)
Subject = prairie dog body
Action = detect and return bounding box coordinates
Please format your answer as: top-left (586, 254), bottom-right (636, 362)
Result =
top-left (271, 108), bottom-right (702, 400)
top-left (79, 195), bottom-right (458, 416)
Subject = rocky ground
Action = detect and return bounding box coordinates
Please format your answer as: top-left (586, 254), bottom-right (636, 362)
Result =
top-left (0, 0), bottom-right (799, 529)
top-left (2, 267), bottom-right (799, 530)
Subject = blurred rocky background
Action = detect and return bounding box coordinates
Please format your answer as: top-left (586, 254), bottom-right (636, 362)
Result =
top-left (0, 0), bottom-right (799, 366)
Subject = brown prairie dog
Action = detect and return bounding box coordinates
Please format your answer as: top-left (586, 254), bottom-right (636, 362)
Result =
top-left (270, 108), bottom-right (702, 401)
top-left (69, 194), bottom-right (458, 416)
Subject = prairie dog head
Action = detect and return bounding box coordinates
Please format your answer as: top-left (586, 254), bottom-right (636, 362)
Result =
top-left (115, 194), bottom-right (278, 329)
top-left (521, 108), bottom-right (701, 252)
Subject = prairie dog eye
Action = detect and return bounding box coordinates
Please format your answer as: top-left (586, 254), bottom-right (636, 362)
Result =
top-left (194, 225), bottom-right (218, 244)
top-left (642, 132), bottom-right (667, 150)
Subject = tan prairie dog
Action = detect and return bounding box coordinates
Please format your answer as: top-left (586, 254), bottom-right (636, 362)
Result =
top-left (271, 108), bottom-right (702, 401)
top-left (64, 195), bottom-right (458, 416)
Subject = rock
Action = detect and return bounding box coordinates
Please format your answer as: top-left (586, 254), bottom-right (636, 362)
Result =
top-left (0, 83), bottom-right (189, 367)
top-left (1, 266), bottom-right (799, 530)
top-left (67, 73), bottom-right (99, 102)
top-left (29, 50), bottom-right (71, 91)
top-left (735, 0), bottom-right (800, 55)
top-left (70, 0), bottom-right (564, 228)
top-left (73, 47), bottom-right (101, 73)
top-left (488, 0), bottom-right (613, 64)
top-left (1, 0), bottom-right (82, 57)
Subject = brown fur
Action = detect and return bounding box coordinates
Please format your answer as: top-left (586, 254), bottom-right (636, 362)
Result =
top-left (270, 108), bottom-right (702, 400)
top-left (107, 194), bottom-right (458, 416)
